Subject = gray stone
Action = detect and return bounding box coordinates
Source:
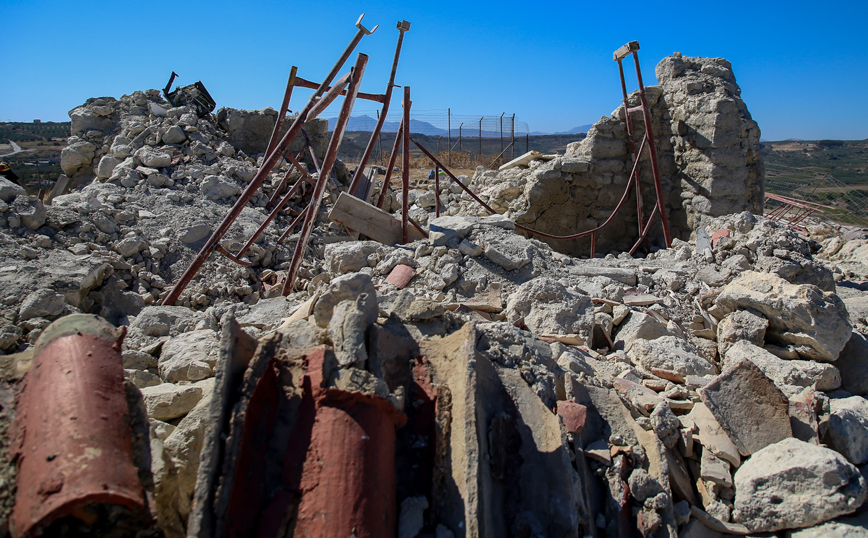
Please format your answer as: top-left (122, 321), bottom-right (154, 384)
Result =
top-left (178, 223), bottom-right (212, 244)
top-left (701, 449), bottom-right (732, 487)
top-left (484, 243), bottom-right (529, 271)
top-left (313, 273), bottom-right (378, 328)
top-left (126, 368), bottom-right (162, 389)
top-left (789, 511), bottom-right (868, 537)
top-left (129, 306), bottom-right (205, 337)
top-left (505, 278), bottom-right (594, 341)
top-left (429, 216), bottom-right (476, 246)
top-left (236, 297), bottom-right (297, 331)
top-left (329, 294), bottom-right (374, 367)
top-left (458, 239), bottom-right (483, 257)
top-left (732, 437), bottom-right (866, 532)
top-left (60, 140), bottom-right (96, 176)
top-left (135, 147), bottom-right (172, 168)
top-left (12, 196), bottom-right (46, 230)
top-left (200, 175), bottom-right (241, 200)
top-left (700, 358), bottom-right (792, 456)
top-left (650, 401), bottom-right (679, 448)
top-left (398, 496), bottom-right (429, 538)
top-left (123, 349), bottom-right (158, 370)
top-left (717, 309), bottom-right (767, 358)
top-left (96, 155), bottom-right (121, 179)
top-left (682, 401), bottom-right (741, 468)
top-left (613, 311), bottom-right (672, 351)
top-left (827, 396), bottom-right (868, 465)
top-left (162, 125), bottom-right (187, 144)
top-left (837, 333), bottom-right (868, 397)
top-left (158, 329), bottom-right (218, 383)
top-left (92, 211), bottom-right (118, 234)
top-left (0, 177), bottom-right (25, 203)
top-left (323, 241), bottom-right (383, 274)
top-left (115, 236), bottom-right (147, 258)
top-left (19, 289), bottom-right (66, 320)
top-left (724, 340), bottom-right (841, 393)
top-left (627, 335), bottom-right (716, 376)
top-left (141, 382), bottom-right (204, 421)
top-left (713, 271), bottom-right (851, 362)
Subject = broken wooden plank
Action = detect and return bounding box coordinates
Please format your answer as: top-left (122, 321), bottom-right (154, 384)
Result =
top-left (329, 191), bottom-right (425, 245)
top-left (497, 150), bottom-right (558, 172)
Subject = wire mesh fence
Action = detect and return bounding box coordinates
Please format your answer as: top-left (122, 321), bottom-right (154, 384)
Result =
top-left (765, 163), bottom-right (868, 228)
top-left (319, 108), bottom-right (532, 168)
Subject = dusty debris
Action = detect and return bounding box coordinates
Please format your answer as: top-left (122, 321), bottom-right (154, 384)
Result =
top-left (5, 33), bottom-right (868, 538)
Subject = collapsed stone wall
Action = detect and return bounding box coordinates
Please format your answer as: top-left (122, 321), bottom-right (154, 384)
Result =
top-left (461, 54), bottom-right (763, 255)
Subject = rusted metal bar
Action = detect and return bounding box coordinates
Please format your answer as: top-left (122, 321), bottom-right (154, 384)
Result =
top-left (307, 72), bottom-right (352, 120)
top-left (161, 17), bottom-right (371, 306)
top-left (591, 233), bottom-right (596, 258)
top-left (264, 67), bottom-right (298, 162)
top-left (11, 314), bottom-right (147, 537)
top-left (402, 86), bottom-right (411, 244)
top-left (347, 20), bottom-right (411, 198)
top-left (630, 46), bottom-right (672, 248)
top-left (629, 203), bottom-right (660, 255)
top-left (266, 147), bottom-right (310, 209)
top-left (435, 164), bottom-right (441, 218)
top-left (236, 176), bottom-right (307, 259)
top-left (376, 122), bottom-right (403, 208)
top-left (215, 245), bottom-right (256, 267)
top-left (618, 57), bottom-right (646, 242)
top-left (305, 129), bottom-right (322, 176)
top-left (282, 53), bottom-right (369, 295)
top-left (292, 75), bottom-right (386, 104)
top-left (277, 206), bottom-right (309, 244)
top-left (487, 141), bottom-right (514, 169)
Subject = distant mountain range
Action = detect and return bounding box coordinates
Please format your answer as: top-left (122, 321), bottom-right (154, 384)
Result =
top-left (554, 124), bottom-right (594, 135)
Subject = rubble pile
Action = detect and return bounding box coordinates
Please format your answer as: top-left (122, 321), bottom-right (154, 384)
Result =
top-left (2, 54), bottom-right (868, 538)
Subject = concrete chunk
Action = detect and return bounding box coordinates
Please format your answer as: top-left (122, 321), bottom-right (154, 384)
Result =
top-left (699, 358), bottom-right (792, 457)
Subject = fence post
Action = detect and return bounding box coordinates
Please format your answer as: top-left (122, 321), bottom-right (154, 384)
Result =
top-left (376, 110), bottom-right (382, 162)
top-left (447, 108), bottom-right (452, 168)
top-left (526, 133), bottom-right (529, 153)
top-left (479, 118), bottom-right (482, 159)
top-left (511, 113), bottom-right (515, 160)
top-left (459, 123), bottom-right (463, 153)
top-left (499, 113), bottom-right (504, 159)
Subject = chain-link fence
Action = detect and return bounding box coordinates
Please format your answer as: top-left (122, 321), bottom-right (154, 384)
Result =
top-left (321, 108), bottom-right (532, 167)
top-left (765, 163), bottom-right (868, 228)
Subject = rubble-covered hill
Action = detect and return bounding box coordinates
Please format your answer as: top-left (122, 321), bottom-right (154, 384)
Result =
top-left (3, 60), bottom-right (868, 537)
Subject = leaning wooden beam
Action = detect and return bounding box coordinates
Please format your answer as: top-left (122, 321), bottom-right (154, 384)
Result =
top-left (328, 191), bottom-right (425, 245)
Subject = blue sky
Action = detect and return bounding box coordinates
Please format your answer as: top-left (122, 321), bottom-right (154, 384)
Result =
top-left (2, 0), bottom-right (866, 141)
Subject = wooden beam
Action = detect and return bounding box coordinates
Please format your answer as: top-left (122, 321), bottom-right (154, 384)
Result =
top-left (328, 191), bottom-right (425, 245)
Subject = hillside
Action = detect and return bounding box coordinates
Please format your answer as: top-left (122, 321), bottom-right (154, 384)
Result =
top-left (760, 139), bottom-right (868, 184)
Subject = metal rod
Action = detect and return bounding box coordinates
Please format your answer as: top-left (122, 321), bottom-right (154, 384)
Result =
top-left (479, 118), bottom-right (482, 158)
top-left (308, 72), bottom-right (352, 120)
top-left (632, 49), bottom-right (672, 248)
top-left (277, 205), bottom-right (309, 243)
top-left (162, 17), bottom-right (371, 305)
top-left (266, 147), bottom-right (309, 208)
top-left (264, 67), bottom-right (298, 161)
top-left (347, 20), bottom-right (411, 198)
top-left (237, 175), bottom-right (307, 258)
top-left (282, 53), bottom-right (369, 295)
top-left (511, 113), bottom-right (515, 160)
top-left (375, 124), bottom-right (403, 208)
top-left (435, 164), bottom-right (440, 218)
top-left (215, 245), bottom-right (256, 267)
top-left (402, 86), bottom-right (411, 244)
top-left (448, 108), bottom-right (452, 168)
